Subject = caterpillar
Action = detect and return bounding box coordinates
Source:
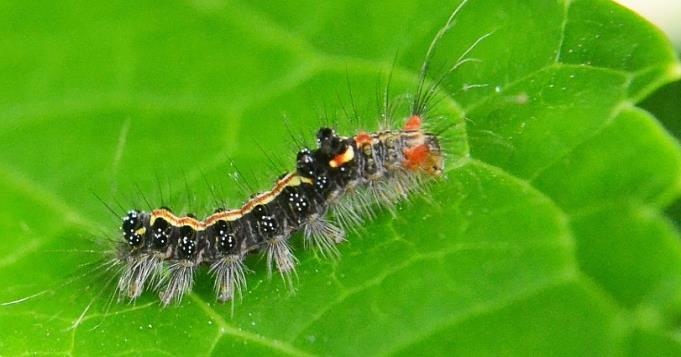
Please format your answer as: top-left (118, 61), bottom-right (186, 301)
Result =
top-left (0, 1), bottom-right (486, 315)
top-left (116, 116), bottom-right (444, 306)
top-left (109, 0), bottom-right (485, 307)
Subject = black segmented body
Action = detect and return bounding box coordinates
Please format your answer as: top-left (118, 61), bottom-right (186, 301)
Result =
top-left (116, 125), bottom-right (442, 305)
top-left (95, 0), bottom-right (481, 309)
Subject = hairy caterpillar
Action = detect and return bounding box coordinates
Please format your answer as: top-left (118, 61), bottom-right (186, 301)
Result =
top-left (117, 115), bottom-right (444, 305)
top-left (2, 1), bottom-right (487, 315)
top-left (109, 0), bottom-right (482, 307)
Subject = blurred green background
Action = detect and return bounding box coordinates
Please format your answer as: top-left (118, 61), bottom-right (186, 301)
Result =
top-left (616, 0), bottom-right (681, 51)
top-left (1, 0), bottom-right (681, 355)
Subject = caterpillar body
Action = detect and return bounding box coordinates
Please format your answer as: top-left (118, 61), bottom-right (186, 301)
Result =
top-left (103, 0), bottom-right (485, 309)
top-left (117, 116), bottom-right (444, 305)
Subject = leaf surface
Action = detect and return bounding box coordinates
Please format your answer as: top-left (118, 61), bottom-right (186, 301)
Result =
top-left (1, 0), bottom-right (680, 355)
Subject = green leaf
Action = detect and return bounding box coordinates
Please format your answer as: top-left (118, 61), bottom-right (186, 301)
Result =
top-left (1, 0), bottom-right (681, 355)
top-left (640, 79), bottom-right (681, 225)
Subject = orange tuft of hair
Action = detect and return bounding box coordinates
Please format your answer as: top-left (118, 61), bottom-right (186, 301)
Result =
top-left (404, 115), bottom-right (422, 131)
top-left (354, 132), bottom-right (372, 146)
top-left (403, 144), bottom-right (430, 170)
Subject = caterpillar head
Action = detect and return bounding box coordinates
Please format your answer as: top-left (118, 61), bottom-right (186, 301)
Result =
top-left (121, 210), bottom-right (145, 248)
top-left (402, 116), bottom-right (444, 176)
top-left (421, 133), bottom-right (444, 176)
